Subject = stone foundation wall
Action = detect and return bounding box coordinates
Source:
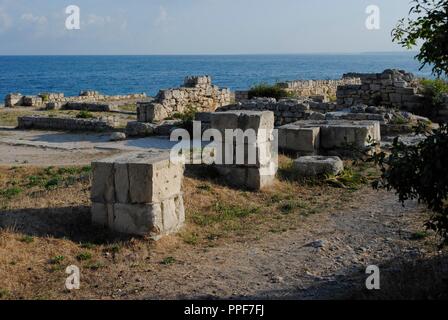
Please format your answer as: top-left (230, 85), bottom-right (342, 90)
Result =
top-left (278, 78), bottom-right (361, 98)
top-left (217, 98), bottom-right (339, 126)
top-left (17, 115), bottom-right (118, 132)
top-left (336, 69), bottom-right (425, 111)
top-left (137, 76), bottom-right (232, 123)
top-left (234, 78), bottom-right (361, 103)
top-left (5, 91), bottom-right (147, 108)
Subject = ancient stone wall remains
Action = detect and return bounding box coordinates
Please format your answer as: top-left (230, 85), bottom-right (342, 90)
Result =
top-left (17, 115), bottom-right (118, 132)
top-left (91, 151), bottom-right (185, 239)
top-left (137, 76), bottom-right (232, 123)
top-left (277, 78), bottom-right (361, 99)
top-left (233, 78), bottom-right (361, 103)
top-left (5, 91), bottom-right (147, 108)
top-left (336, 69), bottom-right (424, 111)
top-left (217, 98), bottom-right (338, 126)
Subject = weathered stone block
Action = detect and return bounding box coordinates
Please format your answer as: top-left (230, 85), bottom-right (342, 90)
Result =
top-left (125, 121), bottom-right (156, 137)
top-left (293, 156), bottom-right (344, 177)
top-left (215, 140), bottom-right (275, 167)
top-left (91, 151), bottom-right (185, 239)
top-left (5, 93), bottom-right (23, 107)
top-left (288, 120), bottom-right (381, 151)
top-left (278, 125), bottom-right (320, 154)
top-left (91, 156), bottom-right (120, 203)
top-left (92, 195), bottom-right (184, 238)
top-left (215, 161), bottom-right (277, 190)
top-left (210, 110), bottom-right (275, 143)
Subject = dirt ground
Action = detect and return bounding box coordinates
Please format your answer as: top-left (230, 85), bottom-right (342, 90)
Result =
top-left (0, 127), bottom-right (447, 300)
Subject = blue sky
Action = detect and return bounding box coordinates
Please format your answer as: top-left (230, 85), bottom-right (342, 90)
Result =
top-left (0, 0), bottom-right (415, 55)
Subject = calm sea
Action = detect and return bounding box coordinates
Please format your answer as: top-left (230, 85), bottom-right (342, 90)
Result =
top-left (0, 53), bottom-right (432, 100)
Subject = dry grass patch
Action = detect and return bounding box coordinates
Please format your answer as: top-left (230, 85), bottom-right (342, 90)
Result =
top-left (0, 157), bottom-right (377, 299)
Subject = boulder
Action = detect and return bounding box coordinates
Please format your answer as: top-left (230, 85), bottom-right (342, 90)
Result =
top-left (293, 156), bottom-right (344, 177)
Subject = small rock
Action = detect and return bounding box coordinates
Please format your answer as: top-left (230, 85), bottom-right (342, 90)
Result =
top-left (306, 240), bottom-right (326, 249)
top-left (110, 132), bottom-right (126, 141)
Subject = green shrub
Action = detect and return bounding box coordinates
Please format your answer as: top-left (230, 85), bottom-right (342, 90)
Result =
top-left (372, 124), bottom-right (448, 244)
top-left (248, 83), bottom-right (292, 100)
top-left (172, 105), bottom-right (199, 132)
top-left (0, 187), bottom-right (22, 199)
top-left (40, 94), bottom-right (49, 102)
top-left (419, 78), bottom-right (448, 116)
top-left (76, 110), bottom-right (94, 119)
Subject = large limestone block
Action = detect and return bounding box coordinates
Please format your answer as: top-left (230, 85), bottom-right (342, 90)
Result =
top-left (91, 195), bottom-right (185, 239)
top-left (91, 151), bottom-right (184, 205)
top-left (278, 124), bottom-right (320, 154)
top-left (215, 160), bottom-right (277, 190)
top-left (288, 120), bottom-right (381, 151)
top-left (137, 102), bottom-right (168, 123)
top-left (210, 111), bottom-right (275, 143)
top-left (127, 153), bottom-right (184, 204)
top-left (91, 156), bottom-right (121, 203)
top-left (293, 156), bottom-right (344, 177)
top-left (214, 140), bottom-right (275, 167)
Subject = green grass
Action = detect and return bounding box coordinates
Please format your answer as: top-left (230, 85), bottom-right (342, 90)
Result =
top-left (0, 289), bottom-right (10, 299)
top-left (191, 202), bottom-right (260, 227)
top-left (20, 166), bottom-right (92, 191)
top-left (325, 168), bottom-right (368, 190)
top-left (410, 231), bottom-right (431, 241)
top-left (160, 257), bottom-right (176, 265)
top-left (181, 232), bottom-right (199, 245)
top-left (0, 187), bottom-right (22, 199)
top-left (49, 255), bottom-right (65, 265)
top-left (76, 252), bottom-right (93, 262)
top-left (19, 235), bottom-right (34, 244)
top-left (76, 110), bottom-right (95, 119)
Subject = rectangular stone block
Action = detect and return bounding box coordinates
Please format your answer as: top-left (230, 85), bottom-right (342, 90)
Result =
top-left (213, 141), bottom-right (275, 167)
top-left (127, 153), bottom-right (184, 204)
top-left (92, 194), bottom-right (184, 239)
top-left (91, 151), bottom-right (184, 205)
top-left (210, 111), bottom-right (275, 143)
top-left (287, 120), bottom-right (381, 151)
top-left (215, 160), bottom-right (277, 190)
top-left (278, 125), bottom-right (320, 154)
top-left (91, 157), bottom-right (118, 203)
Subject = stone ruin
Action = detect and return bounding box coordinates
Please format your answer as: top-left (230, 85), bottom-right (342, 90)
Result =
top-left (4, 91), bottom-right (147, 109)
top-left (137, 76), bottom-right (232, 123)
top-left (234, 77), bottom-right (361, 102)
top-left (337, 69), bottom-right (423, 111)
top-left (91, 151), bottom-right (185, 239)
top-left (210, 111), bottom-right (278, 190)
top-left (17, 115), bottom-right (119, 132)
top-left (91, 110), bottom-right (277, 238)
top-left (278, 120), bottom-right (381, 156)
top-left (217, 97), bottom-right (335, 127)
